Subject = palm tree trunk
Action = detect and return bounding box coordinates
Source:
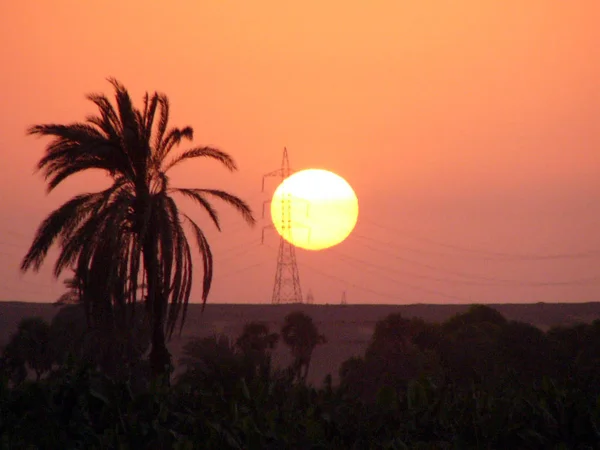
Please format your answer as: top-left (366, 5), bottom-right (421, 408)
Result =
top-left (143, 233), bottom-right (172, 382)
top-left (302, 356), bottom-right (311, 382)
top-left (149, 317), bottom-right (171, 380)
top-left (293, 356), bottom-right (303, 382)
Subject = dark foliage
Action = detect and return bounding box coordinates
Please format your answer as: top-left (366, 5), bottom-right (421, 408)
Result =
top-left (178, 334), bottom-right (249, 392)
top-left (1, 317), bottom-right (54, 382)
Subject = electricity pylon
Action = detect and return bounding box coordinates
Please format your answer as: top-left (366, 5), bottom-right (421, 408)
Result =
top-left (262, 148), bottom-right (303, 304)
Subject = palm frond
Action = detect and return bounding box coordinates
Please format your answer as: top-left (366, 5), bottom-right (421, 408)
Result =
top-left (159, 126), bottom-right (194, 160)
top-left (53, 188), bottom-right (134, 277)
top-left (162, 195), bottom-right (193, 337)
top-left (108, 78), bottom-right (146, 178)
top-left (58, 179), bottom-right (129, 245)
top-left (183, 213), bottom-right (213, 309)
top-left (86, 93), bottom-right (121, 134)
top-left (28, 123), bottom-right (105, 141)
top-left (33, 124), bottom-right (134, 190)
top-left (177, 236), bottom-right (193, 336)
top-left (163, 147), bottom-right (237, 173)
top-left (85, 116), bottom-right (117, 141)
top-left (153, 94), bottom-right (170, 153)
top-left (143, 93), bottom-right (160, 143)
top-left (171, 188), bottom-right (221, 230)
top-left (185, 188), bottom-right (256, 226)
top-left (48, 157), bottom-right (120, 192)
top-left (21, 193), bottom-right (102, 272)
top-left (154, 195), bottom-right (175, 296)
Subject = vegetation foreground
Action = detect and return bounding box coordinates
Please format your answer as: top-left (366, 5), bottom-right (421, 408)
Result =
top-left (1, 305), bottom-right (600, 449)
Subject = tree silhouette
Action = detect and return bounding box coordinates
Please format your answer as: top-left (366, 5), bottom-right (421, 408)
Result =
top-left (236, 321), bottom-right (279, 378)
top-left (178, 335), bottom-right (245, 390)
top-left (281, 311), bottom-right (326, 382)
top-left (340, 314), bottom-right (439, 400)
top-left (20, 79), bottom-right (255, 379)
top-left (366, 314), bottom-right (435, 384)
top-left (440, 305), bottom-right (507, 384)
top-left (443, 304), bottom-right (507, 334)
top-left (369, 313), bottom-right (426, 354)
top-left (2, 317), bottom-right (54, 381)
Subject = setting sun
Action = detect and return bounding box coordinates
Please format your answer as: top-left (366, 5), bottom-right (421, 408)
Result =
top-left (271, 169), bottom-right (359, 250)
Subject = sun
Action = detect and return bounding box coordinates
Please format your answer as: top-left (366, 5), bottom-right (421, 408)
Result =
top-left (271, 169), bottom-right (359, 250)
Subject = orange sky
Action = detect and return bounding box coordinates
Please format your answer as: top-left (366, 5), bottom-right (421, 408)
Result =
top-left (1, 1), bottom-right (599, 305)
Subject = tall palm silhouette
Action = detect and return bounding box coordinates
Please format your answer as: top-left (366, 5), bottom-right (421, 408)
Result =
top-left (21, 79), bottom-right (255, 377)
top-left (281, 311), bottom-right (326, 382)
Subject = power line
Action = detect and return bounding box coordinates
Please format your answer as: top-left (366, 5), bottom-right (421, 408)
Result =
top-left (330, 247), bottom-right (600, 288)
top-left (218, 262), bottom-right (269, 281)
top-left (352, 233), bottom-right (600, 262)
top-left (300, 263), bottom-right (404, 302)
top-left (215, 239), bottom-right (263, 261)
top-left (357, 218), bottom-right (600, 261)
top-left (350, 239), bottom-right (599, 285)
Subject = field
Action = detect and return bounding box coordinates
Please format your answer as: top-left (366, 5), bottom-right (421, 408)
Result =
top-left (2, 301), bottom-right (600, 384)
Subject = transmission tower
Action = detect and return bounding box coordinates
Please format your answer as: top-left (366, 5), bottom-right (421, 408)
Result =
top-left (262, 148), bottom-right (303, 304)
top-left (341, 291), bottom-right (347, 305)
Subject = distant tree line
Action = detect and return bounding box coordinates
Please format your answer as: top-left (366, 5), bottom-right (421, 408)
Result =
top-left (339, 304), bottom-right (600, 401)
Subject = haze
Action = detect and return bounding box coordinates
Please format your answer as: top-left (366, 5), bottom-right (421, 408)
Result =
top-left (0, 1), bottom-right (598, 305)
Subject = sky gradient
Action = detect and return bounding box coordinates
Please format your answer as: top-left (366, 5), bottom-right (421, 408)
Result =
top-left (1, 1), bottom-right (599, 305)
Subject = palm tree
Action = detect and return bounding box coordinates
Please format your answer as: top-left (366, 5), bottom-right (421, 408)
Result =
top-left (236, 321), bottom-right (279, 378)
top-left (281, 311), bottom-right (326, 382)
top-left (236, 321), bottom-right (279, 355)
top-left (21, 79), bottom-right (255, 378)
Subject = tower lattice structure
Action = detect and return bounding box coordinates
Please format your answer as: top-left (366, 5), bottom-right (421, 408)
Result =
top-left (263, 148), bottom-right (303, 304)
